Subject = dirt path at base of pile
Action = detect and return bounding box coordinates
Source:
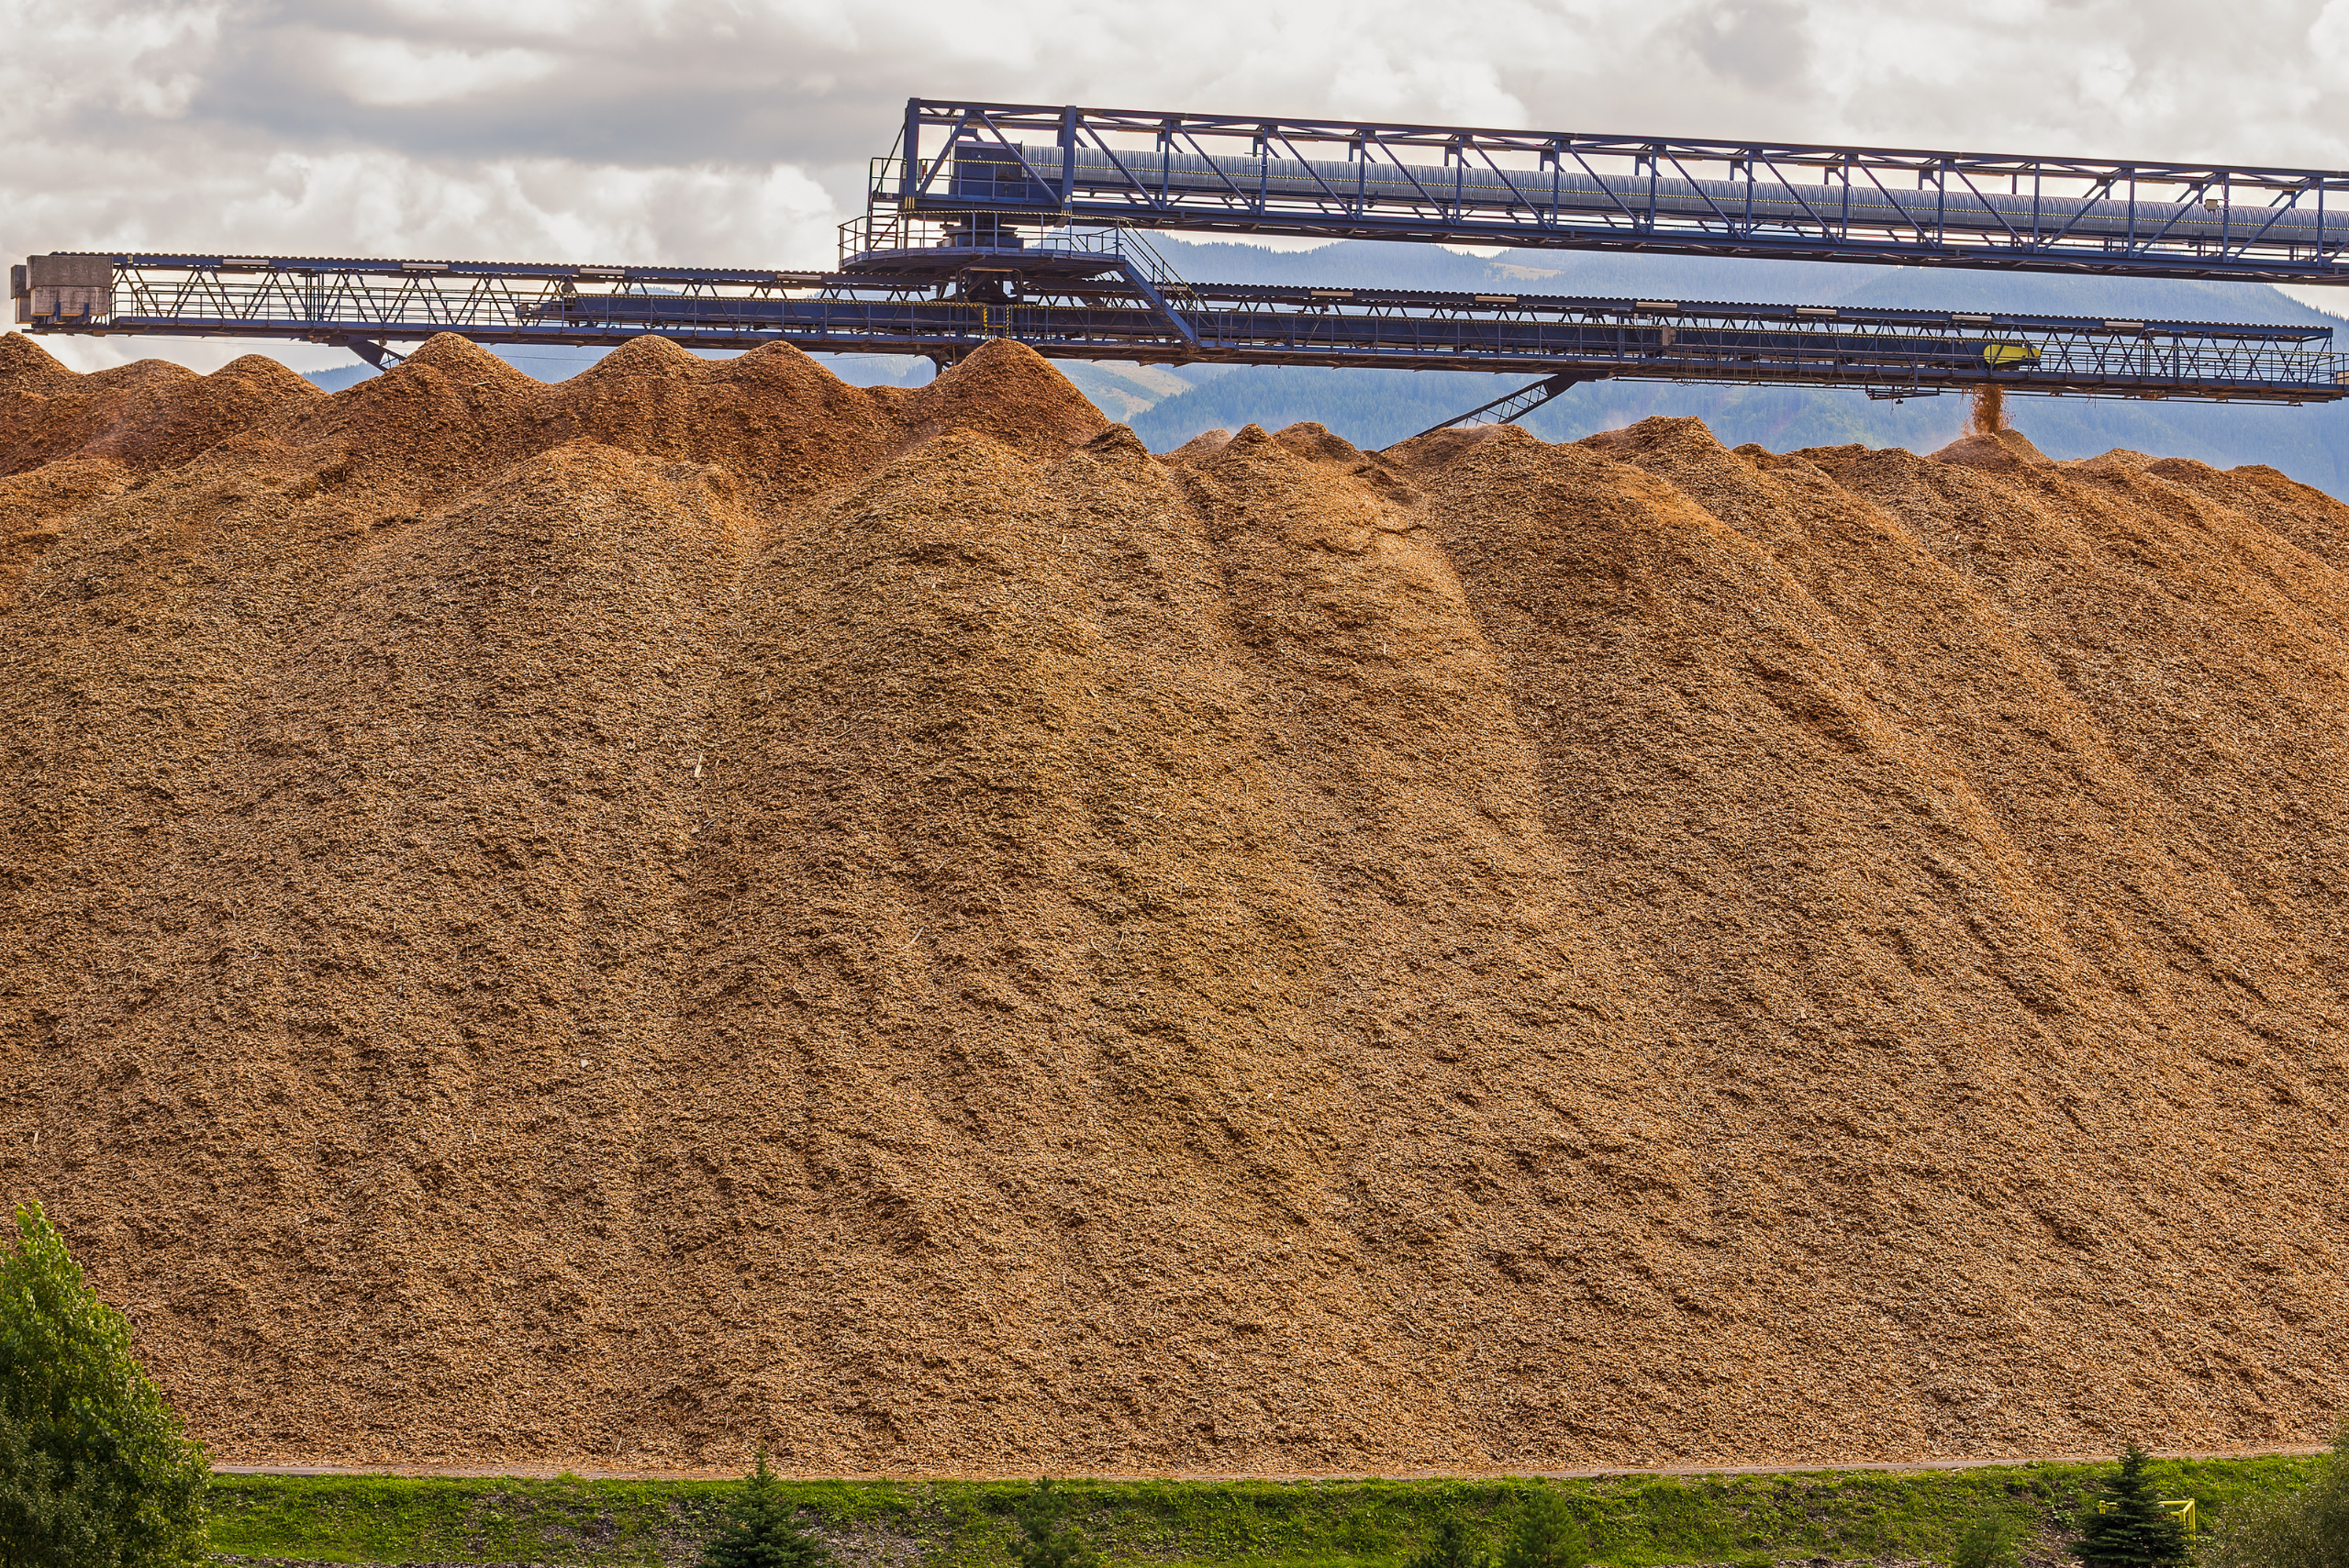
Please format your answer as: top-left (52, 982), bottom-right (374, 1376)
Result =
top-left (2, 334), bottom-right (2344, 1473)
top-left (213, 1441), bottom-right (2332, 1481)
top-left (209, 1559), bottom-right (2028, 1568)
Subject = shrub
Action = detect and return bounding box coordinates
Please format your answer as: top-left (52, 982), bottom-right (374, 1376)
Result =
top-left (0, 1200), bottom-right (210, 1568)
top-left (695, 1448), bottom-right (832, 1568)
top-left (1499, 1488), bottom-right (1589, 1568)
top-left (1014, 1479), bottom-right (1103, 1568)
top-left (2204, 1429), bottom-right (2349, 1568)
top-left (2072, 1445), bottom-right (2191, 1568)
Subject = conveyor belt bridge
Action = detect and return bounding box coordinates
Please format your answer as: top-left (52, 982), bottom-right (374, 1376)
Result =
top-left (13, 98), bottom-right (2348, 421)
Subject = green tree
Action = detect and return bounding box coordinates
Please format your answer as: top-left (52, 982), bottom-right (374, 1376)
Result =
top-left (1498, 1489), bottom-right (1589, 1568)
top-left (696, 1449), bottom-right (832, 1568)
top-left (2204, 1428), bottom-right (2349, 1568)
top-left (1408, 1510), bottom-right (1492, 1568)
top-left (0, 1200), bottom-right (209, 1568)
top-left (1953, 1510), bottom-right (2026, 1568)
top-left (2072, 1446), bottom-right (2192, 1568)
top-left (1013, 1480), bottom-right (1102, 1568)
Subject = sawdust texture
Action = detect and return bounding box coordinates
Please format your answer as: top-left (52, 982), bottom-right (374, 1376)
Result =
top-left (1, 330), bottom-right (2344, 1475)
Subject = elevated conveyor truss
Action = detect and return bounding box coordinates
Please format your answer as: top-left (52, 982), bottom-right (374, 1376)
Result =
top-left (14, 247), bottom-right (2344, 406)
top-left (890, 99), bottom-right (2349, 284)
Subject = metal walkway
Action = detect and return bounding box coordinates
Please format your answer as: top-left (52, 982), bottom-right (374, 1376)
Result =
top-left (12, 245), bottom-right (2342, 405)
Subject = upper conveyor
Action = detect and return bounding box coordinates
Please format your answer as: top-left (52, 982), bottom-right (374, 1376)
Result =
top-left (891, 100), bottom-right (2349, 284)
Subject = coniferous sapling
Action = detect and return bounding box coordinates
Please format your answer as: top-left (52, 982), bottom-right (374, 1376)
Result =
top-left (1953, 1511), bottom-right (2026, 1568)
top-left (1498, 1489), bottom-right (1590, 1568)
top-left (2072, 1446), bottom-right (2191, 1568)
top-left (1014, 1480), bottom-right (1103, 1568)
top-left (1408, 1510), bottom-right (1492, 1568)
top-left (0, 1200), bottom-right (209, 1568)
top-left (696, 1448), bottom-right (832, 1568)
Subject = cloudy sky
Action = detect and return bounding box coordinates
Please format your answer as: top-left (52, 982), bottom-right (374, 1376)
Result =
top-left (8, 0), bottom-right (2349, 370)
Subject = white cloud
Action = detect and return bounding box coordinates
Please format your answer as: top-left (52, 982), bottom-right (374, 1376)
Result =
top-left (371, 0), bottom-right (610, 32)
top-left (2272, 283), bottom-right (2349, 317)
top-left (318, 37), bottom-right (561, 106)
top-left (4, 144), bottom-right (838, 267)
top-left (0, 0), bottom-right (224, 121)
top-left (2315, 0), bottom-right (2349, 59)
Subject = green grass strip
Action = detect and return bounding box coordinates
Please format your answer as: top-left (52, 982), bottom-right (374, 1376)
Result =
top-left (206, 1455), bottom-right (2328, 1568)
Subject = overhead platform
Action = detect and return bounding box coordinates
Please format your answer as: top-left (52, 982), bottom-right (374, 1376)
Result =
top-left (16, 249), bottom-right (2343, 405)
top-left (889, 99), bottom-right (2349, 284)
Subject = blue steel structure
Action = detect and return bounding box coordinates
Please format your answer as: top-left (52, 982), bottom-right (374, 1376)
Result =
top-left (12, 245), bottom-right (2341, 406)
top-left (893, 100), bottom-right (2349, 284)
top-left (12, 100), bottom-right (2349, 419)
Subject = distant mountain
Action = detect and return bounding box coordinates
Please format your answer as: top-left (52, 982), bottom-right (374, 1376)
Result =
top-left (301, 363), bottom-right (376, 393)
top-left (1122, 239), bottom-right (2349, 495)
top-left (303, 342), bottom-right (626, 390)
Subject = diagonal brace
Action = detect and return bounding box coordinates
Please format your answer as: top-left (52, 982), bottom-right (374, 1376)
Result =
top-left (1407, 371), bottom-right (1609, 442)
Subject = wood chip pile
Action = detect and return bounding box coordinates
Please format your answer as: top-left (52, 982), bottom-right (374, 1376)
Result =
top-left (2, 330), bottom-right (2343, 1474)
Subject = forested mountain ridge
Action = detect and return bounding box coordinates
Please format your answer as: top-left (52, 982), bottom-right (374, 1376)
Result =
top-left (1123, 239), bottom-right (2349, 492)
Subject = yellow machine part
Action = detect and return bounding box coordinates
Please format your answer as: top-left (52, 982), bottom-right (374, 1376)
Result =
top-left (1982, 340), bottom-right (2041, 368)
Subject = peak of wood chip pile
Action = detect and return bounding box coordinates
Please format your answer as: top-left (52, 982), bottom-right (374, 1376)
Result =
top-left (3, 329), bottom-right (2344, 1475)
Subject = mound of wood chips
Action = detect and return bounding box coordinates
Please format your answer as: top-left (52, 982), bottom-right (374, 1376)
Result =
top-left (1, 330), bottom-right (2343, 1476)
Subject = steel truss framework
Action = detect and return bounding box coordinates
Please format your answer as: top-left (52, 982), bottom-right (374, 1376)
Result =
top-left (1412, 373), bottom-right (1607, 439)
top-left (889, 99), bottom-right (2349, 284)
top-left (24, 249), bottom-right (2343, 406)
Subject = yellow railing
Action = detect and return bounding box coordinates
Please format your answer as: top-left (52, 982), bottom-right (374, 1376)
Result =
top-left (2089, 1498), bottom-right (2196, 1534)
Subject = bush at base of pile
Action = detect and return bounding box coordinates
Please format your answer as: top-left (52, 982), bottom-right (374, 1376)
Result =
top-left (0, 1200), bottom-right (211, 1568)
